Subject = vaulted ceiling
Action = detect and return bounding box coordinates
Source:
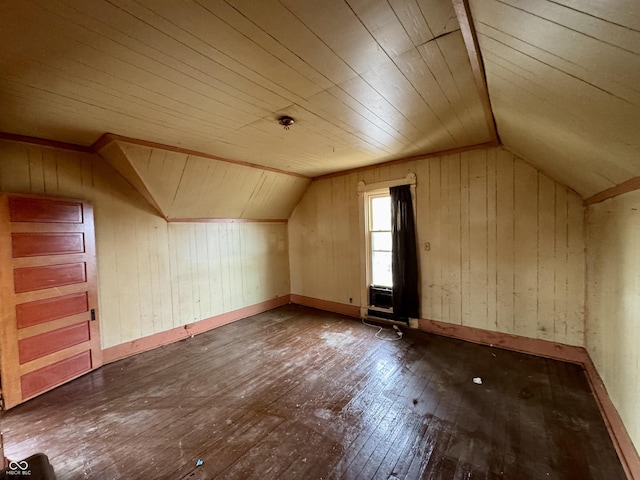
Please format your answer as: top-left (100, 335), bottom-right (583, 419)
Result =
top-left (1, 0), bottom-right (639, 202)
top-left (471, 0), bottom-right (640, 199)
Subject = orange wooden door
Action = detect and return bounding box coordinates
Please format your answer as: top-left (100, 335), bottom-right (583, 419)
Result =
top-left (0, 193), bottom-right (102, 409)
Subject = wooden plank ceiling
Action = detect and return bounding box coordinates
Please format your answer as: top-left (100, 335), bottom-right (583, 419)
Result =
top-left (2, 1), bottom-right (638, 202)
top-left (469, 0), bottom-right (640, 198)
top-left (0, 0), bottom-right (493, 179)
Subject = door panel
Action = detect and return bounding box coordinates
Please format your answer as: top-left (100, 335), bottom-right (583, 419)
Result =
top-left (20, 351), bottom-right (92, 400)
top-left (16, 292), bottom-right (89, 328)
top-left (11, 232), bottom-right (85, 257)
top-left (18, 323), bottom-right (91, 364)
top-left (0, 193), bottom-right (101, 409)
top-left (13, 263), bottom-right (87, 293)
top-left (8, 197), bottom-right (83, 223)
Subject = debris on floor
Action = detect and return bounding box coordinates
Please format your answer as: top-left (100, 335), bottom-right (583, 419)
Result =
top-left (473, 377), bottom-right (483, 385)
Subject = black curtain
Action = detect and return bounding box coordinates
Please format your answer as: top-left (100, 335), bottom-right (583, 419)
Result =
top-left (390, 184), bottom-right (419, 321)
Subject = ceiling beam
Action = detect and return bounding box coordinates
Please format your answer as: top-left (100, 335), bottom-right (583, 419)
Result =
top-left (585, 176), bottom-right (640, 205)
top-left (91, 134), bottom-right (309, 180)
top-left (452, 0), bottom-right (499, 143)
top-left (0, 132), bottom-right (91, 153)
top-left (315, 140), bottom-right (498, 180)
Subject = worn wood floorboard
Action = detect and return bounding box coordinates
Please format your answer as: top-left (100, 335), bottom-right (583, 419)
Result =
top-left (0, 305), bottom-right (625, 479)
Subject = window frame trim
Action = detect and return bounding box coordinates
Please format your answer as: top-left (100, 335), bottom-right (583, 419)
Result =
top-left (357, 173), bottom-right (416, 317)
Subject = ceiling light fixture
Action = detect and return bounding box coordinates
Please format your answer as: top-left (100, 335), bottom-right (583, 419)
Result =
top-left (278, 116), bottom-right (295, 130)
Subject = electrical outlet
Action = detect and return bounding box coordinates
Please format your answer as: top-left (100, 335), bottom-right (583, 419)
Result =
top-left (424, 242), bottom-right (430, 251)
top-left (349, 297), bottom-right (353, 304)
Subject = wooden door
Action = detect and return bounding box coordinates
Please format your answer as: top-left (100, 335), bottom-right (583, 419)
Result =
top-left (0, 193), bottom-right (102, 409)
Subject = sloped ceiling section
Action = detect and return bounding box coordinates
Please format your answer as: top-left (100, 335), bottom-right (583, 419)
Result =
top-left (0, 0), bottom-right (493, 178)
top-left (469, 0), bottom-right (640, 198)
top-left (98, 137), bottom-right (310, 220)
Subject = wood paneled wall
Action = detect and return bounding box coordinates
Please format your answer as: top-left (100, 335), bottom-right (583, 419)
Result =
top-left (0, 140), bottom-right (290, 349)
top-left (587, 190), bottom-right (640, 452)
top-left (289, 147), bottom-right (585, 345)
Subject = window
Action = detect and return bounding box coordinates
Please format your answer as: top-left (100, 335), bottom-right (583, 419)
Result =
top-left (368, 192), bottom-right (392, 288)
top-left (357, 172), bottom-right (416, 319)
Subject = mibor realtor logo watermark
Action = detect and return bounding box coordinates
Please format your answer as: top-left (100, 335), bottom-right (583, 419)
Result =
top-left (6, 459), bottom-right (31, 476)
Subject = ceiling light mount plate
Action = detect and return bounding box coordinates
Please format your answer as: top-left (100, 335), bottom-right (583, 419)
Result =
top-left (278, 116), bottom-right (295, 130)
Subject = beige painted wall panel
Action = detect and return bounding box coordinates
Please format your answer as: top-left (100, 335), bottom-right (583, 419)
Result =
top-left (288, 181), bottom-right (317, 299)
top-left (459, 154), bottom-right (471, 326)
top-left (316, 179), bottom-right (338, 302)
top-left (346, 172), bottom-right (363, 301)
top-left (566, 191), bottom-right (585, 346)
top-left (120, 218), bottom-right (290, 339)
top-left (26, 146), bottom-right (46, 192)
top-left (0, 140), bottom-right (290, 350)
top-left (445, 156), bottom-right (462, 325)
top-left (172, 224), bottom-right (196, 325)
top-left (0, 143), bottom-right (34, 192)
top-left (438, 157), bottom-right (451, 323)
top-left (414, 159), bottom-right (431, 315)
top-left (485, 149), bottom-right (498, 331)
top-left (195, 224), bottom-right (212, 318)
top-left (428, 159), bottom-right (443, 321)
top-left (469, 150), bottom-right (489, 331)
top-left (330, 175), bottom-right (357, 305)
top-left (513, 160), bottom-right (538, 339)
top-left (587, 190), bottom-right (640, 452)
top-left (288, 177), bottom-right (361, 307)
top-left (205, 224), bottom-right (224, 317)
top-left (495, 149), bottom-right (515, 334)
top-left (537, 175), bottom-right (556, 342)
top-left (553, 187), bottom-right (569, 344)
top-left (289, 146), bottom-right (585, 344)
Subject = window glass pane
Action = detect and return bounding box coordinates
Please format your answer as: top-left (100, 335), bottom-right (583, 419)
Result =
top-left (371, 196), bottom-right (391, 231)
top-left (372, 251), bottom-right (392, 287)
top-left (372, 231), bottom-right (392, 252)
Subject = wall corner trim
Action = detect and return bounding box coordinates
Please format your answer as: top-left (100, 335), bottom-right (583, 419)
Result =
top-left (102, 295), bottom-right (290, 364)
top-left (0, 132), bottom-right (91, 153)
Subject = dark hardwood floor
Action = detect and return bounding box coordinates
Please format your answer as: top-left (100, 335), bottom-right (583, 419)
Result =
top-left (0, 305), bottom-right (625, 479)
